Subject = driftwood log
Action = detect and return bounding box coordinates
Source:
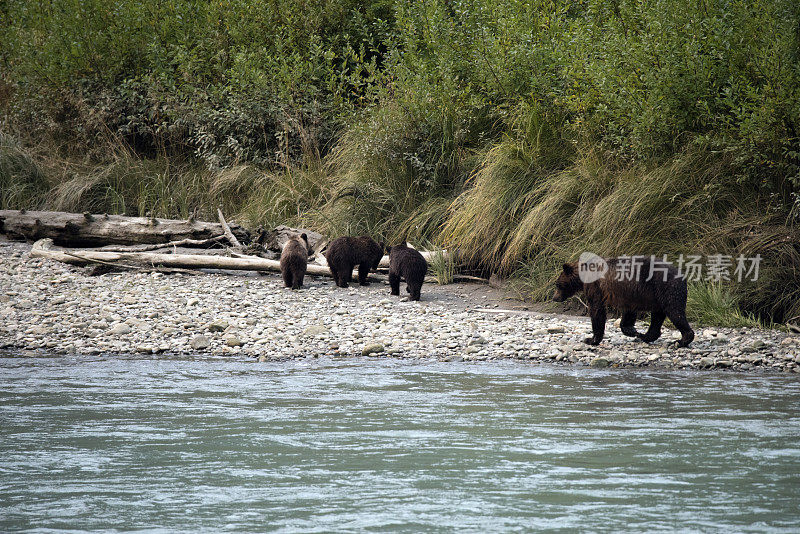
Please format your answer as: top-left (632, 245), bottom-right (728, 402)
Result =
top-left (29, 238), bottom-right (332, 275)
top-left (216, 207), bottom-right (243, 249)
top-left (0, 210), bottom-right (249, 247)
top-left (98, 236), bottom-right (227, 252)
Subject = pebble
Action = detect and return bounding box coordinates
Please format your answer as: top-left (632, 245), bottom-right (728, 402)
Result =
top-left (208, 320), bottom-right (228, 333)
top-left (225, 335), bottom-right (243, 347)
top-left (468, 335), bottom-right (488, 346)
top-left (109, 324), bottom-right (132, 335)
top-left (362, 343), bottom-right (384, 356)
top-left (303, 325), bottom-right (329, 337)
top-left (190, 335), bottom-right (210, 350)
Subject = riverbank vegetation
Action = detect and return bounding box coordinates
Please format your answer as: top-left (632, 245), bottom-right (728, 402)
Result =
top-left (2, 0), bottom-right (799, 323)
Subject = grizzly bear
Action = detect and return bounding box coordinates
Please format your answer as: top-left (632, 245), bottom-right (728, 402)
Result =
top-left (387, 243), bottom-right (428, 301)
top-left (325, 236), bottom-right (384, 288)
top-left (552, 256), bottom-right (694, 347)
top-left (279, 233), bottom-right (310, 290)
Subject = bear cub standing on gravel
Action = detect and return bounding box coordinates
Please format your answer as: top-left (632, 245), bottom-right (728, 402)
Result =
top-left (280, 233), bottom-right (310, 290)
top-left (325, 236), bottom-right (384, 288)
top-left (387, 243), bottom-right (428, 301)
top-left (552, 256), bottom-right (694, 347)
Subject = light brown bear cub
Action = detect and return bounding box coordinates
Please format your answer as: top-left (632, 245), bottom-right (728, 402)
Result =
top-left (280, 233), bottom-right (310, 290)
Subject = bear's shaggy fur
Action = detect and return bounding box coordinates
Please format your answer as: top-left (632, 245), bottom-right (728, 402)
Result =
top-left (387, 243), bottom-right (428, 301)
top-left (325, 236), bottom-right (384, 288)
top-left (553, 257), bottom-right (694, 347)
top-left (279, 233), bottom-right (310, 290)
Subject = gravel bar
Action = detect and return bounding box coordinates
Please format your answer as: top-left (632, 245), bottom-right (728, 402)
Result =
top-left (1, 240), bottom-right (798, 373)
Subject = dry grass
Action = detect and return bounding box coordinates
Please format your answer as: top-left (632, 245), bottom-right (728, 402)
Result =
top-left (3, 128), bottom-right (798, 324)
top-left (444, 134), bottom-right (800, 322)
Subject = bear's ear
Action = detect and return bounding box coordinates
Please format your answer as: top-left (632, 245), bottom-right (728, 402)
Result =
top-left (379, 242), bottom-right (386, 253)
top-left (300, 233), bottom-right (308, 242)
top-left (562, 263), bottom-right (574, 275)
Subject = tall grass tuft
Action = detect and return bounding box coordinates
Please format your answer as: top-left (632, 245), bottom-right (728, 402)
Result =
top-left (447, 132), bottom-right (799, 323)
top-left (307, 101), bottom-right (470, 243)
top-left (226, 156), bottom-right (333, 230)
top-left (687, 282), bottom-right (766, 328)
top-left (0, 134), bottom-right (51, 209)
top-left (46, 155), bottom-right (210, 218)
top-left (441, 104), bottom-right (573, 270)
top-left (429, 249), bottom-right (456, 285)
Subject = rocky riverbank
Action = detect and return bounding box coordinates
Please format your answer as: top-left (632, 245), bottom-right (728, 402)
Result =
top-left (1, 240), bottom-right (798, 372)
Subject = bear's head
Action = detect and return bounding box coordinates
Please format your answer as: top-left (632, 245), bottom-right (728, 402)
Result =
top-left (552, 262), bottom-right (583, 302)
top-left (285, 233), bottom-right (311, 254)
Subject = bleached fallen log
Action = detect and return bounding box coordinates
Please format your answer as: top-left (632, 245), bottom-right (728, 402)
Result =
top-left (29, 239), bottom-right (392, 281)
top-left (98, 236), bottom-right (227, 252)
top-left (29, 238), bottom-right (331, 275)
top-left (0, 210), bottom-right (248, 247)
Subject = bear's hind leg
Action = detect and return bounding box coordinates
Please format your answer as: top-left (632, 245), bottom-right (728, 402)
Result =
top-left (389, 272), bottom-right (400, 296)
top-left (638, 310), bottom-right (665, 343)
top-left (329, 266), bottom-right (342, 287)
top-left (620, 311), bottom-right (638, 337)
top-left (282, 269), bottom-right (293, 288)
top-left (408, 283), bottom-right (421, 301)
top-left (291, 271), bottom-right (302, 290)
top-left (338, 263), bottom-right (353, 287)
top-left (666, 309), bottom-right (694, 347)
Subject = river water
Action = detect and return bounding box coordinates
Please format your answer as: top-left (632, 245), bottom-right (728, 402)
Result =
top-left (1, 355), bottom-right (799, 532)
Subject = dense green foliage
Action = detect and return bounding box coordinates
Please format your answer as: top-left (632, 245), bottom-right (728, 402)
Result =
top-left (2, 0), bottom-right (799, 322)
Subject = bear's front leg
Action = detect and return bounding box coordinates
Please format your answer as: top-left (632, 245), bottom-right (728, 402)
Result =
top-left (585, 304), bottom-right (606, 345)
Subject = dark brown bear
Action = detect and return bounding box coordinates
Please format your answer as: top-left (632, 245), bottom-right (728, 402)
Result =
top-left (280, 233), bottom-right (310, 290)
top-left (325, 236), bottom-right (384, 288)
top-left (387, 243), bottom-right (428, 301)
top-left (552, 256), bottom-right (694, 347)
